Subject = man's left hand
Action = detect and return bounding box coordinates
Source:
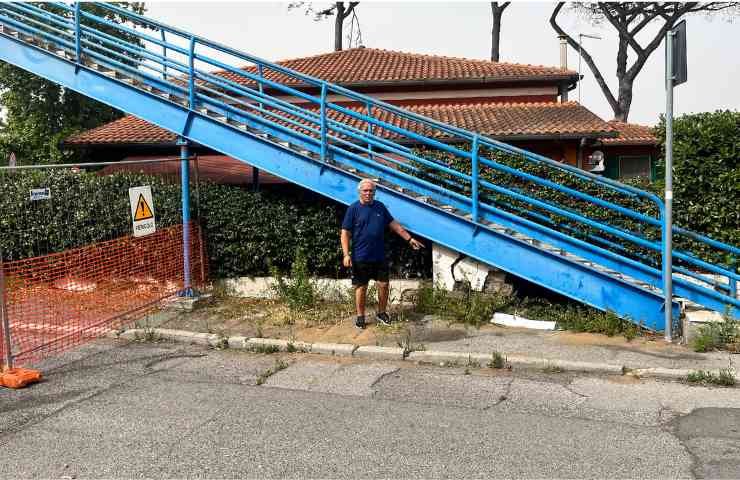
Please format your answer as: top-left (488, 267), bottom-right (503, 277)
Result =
top-left (409, 238), bottom-right (424, 250)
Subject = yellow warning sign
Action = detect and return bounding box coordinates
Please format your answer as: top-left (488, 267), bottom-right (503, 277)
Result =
top-left (134, 194), bottom-right (154, 221)
top-left (129, 186), bottom-right (156, 237)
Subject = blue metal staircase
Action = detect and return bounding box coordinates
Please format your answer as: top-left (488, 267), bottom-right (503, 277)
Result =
top-left (0, 2), bottom-right (737, 332)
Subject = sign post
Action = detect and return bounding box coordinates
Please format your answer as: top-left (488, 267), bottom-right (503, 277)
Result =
top-left (663, 20), bottom-right (687, 342)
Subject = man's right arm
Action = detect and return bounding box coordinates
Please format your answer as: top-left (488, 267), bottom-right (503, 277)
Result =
top-left (340, 229), bottom-right (352, 267)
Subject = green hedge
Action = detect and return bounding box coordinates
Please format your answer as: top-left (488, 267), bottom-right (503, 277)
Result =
top-left (410, 119), bottom-right (738, 270)
top-left (654, 110), bottom-right (739, 255)
top-left (0, 169), bottom-right (431, 278)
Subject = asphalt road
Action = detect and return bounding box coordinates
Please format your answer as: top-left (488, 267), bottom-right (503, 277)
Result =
top-left (2, 339), bottom-right (739, 479)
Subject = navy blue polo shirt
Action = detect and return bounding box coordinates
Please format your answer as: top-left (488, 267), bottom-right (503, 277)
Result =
top-left (341, 200), bottom-right (394, 262)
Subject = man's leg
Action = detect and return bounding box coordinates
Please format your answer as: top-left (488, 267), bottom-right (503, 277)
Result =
top-left (376, 281), bottom-right (392, 325)
top-left (377, 281), bottom-right (389, 314)
top-left (355, 285), bottom-right (367, 317)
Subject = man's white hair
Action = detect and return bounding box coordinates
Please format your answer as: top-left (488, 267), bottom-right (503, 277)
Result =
top-left (357, 178), bottom-right (377, 191)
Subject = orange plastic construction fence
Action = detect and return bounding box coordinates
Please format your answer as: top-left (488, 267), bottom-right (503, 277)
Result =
top-left (0, 222), bottom-right (206, 369)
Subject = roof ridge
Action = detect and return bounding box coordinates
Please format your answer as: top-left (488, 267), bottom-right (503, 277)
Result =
top-left (348, 47), bottom-right (574, 73)
top-left (417, 101), bottom-right (574, 109)
top-left (606, 119), bottom-right (655, 128)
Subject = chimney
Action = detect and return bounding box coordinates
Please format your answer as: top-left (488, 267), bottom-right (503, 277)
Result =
top-left (558, 35), bottom-right (569, 102)
top-left (558, 35), bottom-right (568, 69)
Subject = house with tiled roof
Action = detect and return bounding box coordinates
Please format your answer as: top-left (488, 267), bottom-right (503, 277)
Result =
top-left (64, 48), bottom-right (658, 185)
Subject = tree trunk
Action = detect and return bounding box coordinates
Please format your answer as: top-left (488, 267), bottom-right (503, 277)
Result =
top-left (614, 79), bottom-right (633, 122)
top-left (334, 2), bottom-right (345, 51)
top-left (491, 3), bottom-right (502, 61)
top-left (490, 2), bottom-right (509, 62)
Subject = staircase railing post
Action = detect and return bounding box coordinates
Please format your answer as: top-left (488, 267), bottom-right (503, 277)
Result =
top-left (161, 29), bottom-right (167, 81)
top-left (320, 83), bottom-right (327, 163)
top-left (257, 64), bottom-right (264, 111)
top-left (471, 134), bottom-right (480, 224)
top-left (366, 102), bottom-right (374, 158)
top-left (731, 259), bottom-right (738, 301)
top-left (0, 247), bottom-right (13, 371)
top-left (74, 2), bottom-right (81, 63)
top-left (188, 36), bottom-right (196, 110)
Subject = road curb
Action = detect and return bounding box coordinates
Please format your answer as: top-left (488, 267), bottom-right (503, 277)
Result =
top-left (113, 327), bottom-right (723, 381)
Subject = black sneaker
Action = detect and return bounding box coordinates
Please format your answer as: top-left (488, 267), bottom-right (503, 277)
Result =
top-left (376, 312), bottom-right (392, 326)
top-left (355, 315), bottom-right (366, 329)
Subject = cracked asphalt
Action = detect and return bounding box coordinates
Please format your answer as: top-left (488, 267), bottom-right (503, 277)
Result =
top-left (1, 338), bottom-right (739, 479)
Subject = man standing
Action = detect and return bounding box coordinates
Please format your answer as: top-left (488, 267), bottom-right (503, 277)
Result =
top-left (341, 179), bottom-right (424, 329)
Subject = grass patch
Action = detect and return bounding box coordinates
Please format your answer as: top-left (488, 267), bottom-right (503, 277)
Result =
top-left (691, 311), bottom-right (740, 353)
top-left (542, 363), bottom-right (564, 374)
top-left (256, 358), bottom-right (289, 385)
top-left (413, 282), bottom-right (643, 339)
top-left (686, 369), bottom-right (736, 387)
top-left (488, 351), bottom-right (507, 369)
top-left (251, 343), bottom-right (280, 354)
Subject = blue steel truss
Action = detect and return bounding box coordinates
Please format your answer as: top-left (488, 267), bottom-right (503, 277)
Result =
top-left (0, 2), bottom-right (737, 331)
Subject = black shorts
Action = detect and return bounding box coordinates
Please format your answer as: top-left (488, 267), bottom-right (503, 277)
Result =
top-left (351, 261), bottom-right (390, 286)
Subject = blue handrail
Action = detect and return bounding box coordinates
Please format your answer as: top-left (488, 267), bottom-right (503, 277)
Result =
top-left (1, 1), bottom-right (736, 312)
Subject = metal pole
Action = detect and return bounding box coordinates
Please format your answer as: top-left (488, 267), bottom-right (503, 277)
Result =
top-left (188, 36), bottom-right (196, 110)
top-left (471, 134), bottom-right (480, 223)
top-left (366, 101), bottom-right (374, 158)
top-left (193, 155), bottom-right (206, 288)
top-left (578, 34), bottom-right (582, 104)
top-left (0, 248), bottom-right (13, 371)
top-left (257, 64), bottom-right (264, 111)
top-left (663, 30), bottom-right (675, 341)
top-left (161, 29), bottom-right (167, 81)
top-left (730, 260), bottom-right (737, 302)
top-left (320, 83), bottom-right (327, 163)
top-left (178, 138), bottom-right (193, 297)
top-left (74, 2), bottom-right (81, 63)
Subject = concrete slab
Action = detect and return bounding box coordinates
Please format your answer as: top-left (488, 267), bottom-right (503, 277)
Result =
top-left (373, 367), bottom-right (511, 409)
top-left (264, 360), bottom-right (398, 397)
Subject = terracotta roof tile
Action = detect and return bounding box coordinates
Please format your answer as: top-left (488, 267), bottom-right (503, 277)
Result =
top-left (66, 101), bottom-right (613, 147)
top-left (603, 121), bottom-right (658, 145)
top-left (65, 102), bottom-right (616, 145)
top-left (98, 155), bottom-right (286, 185)
top-left (214, 48), bottom-right (577, 88)
top-left (67, 115), bottom-right (177, 145)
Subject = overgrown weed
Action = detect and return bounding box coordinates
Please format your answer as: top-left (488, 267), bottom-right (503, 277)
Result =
top-left (691, 310), bottom-right (739, 353)
top-left (413, 282), bottom-right (643, 339)
top-left (686, 369), bottom-right (736, 387)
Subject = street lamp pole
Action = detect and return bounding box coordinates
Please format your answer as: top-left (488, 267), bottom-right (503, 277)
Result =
top-left (578, 33), bottom-right (602, 104)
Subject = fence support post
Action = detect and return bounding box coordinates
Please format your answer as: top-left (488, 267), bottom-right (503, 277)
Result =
top-left (0, 247), bottom-right (12, 372)
top-left (471, 134), bottom-right (480, 224)
top-left (178, 137), bottom-right (193, 297)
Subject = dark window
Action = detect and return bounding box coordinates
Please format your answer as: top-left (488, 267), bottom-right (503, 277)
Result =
top-left (618, 155), bottom-right (651, 180)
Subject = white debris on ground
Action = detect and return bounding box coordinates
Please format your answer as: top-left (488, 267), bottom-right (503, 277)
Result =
top-left (491, 312), bottom-right (556, 330)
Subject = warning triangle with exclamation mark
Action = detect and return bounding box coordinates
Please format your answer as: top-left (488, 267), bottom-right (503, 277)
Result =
top-left (134, 194), bottom-right (154, 221)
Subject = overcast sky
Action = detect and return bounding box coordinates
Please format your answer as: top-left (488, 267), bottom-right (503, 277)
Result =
top-left (142, 1), bottom-right (740, 126)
